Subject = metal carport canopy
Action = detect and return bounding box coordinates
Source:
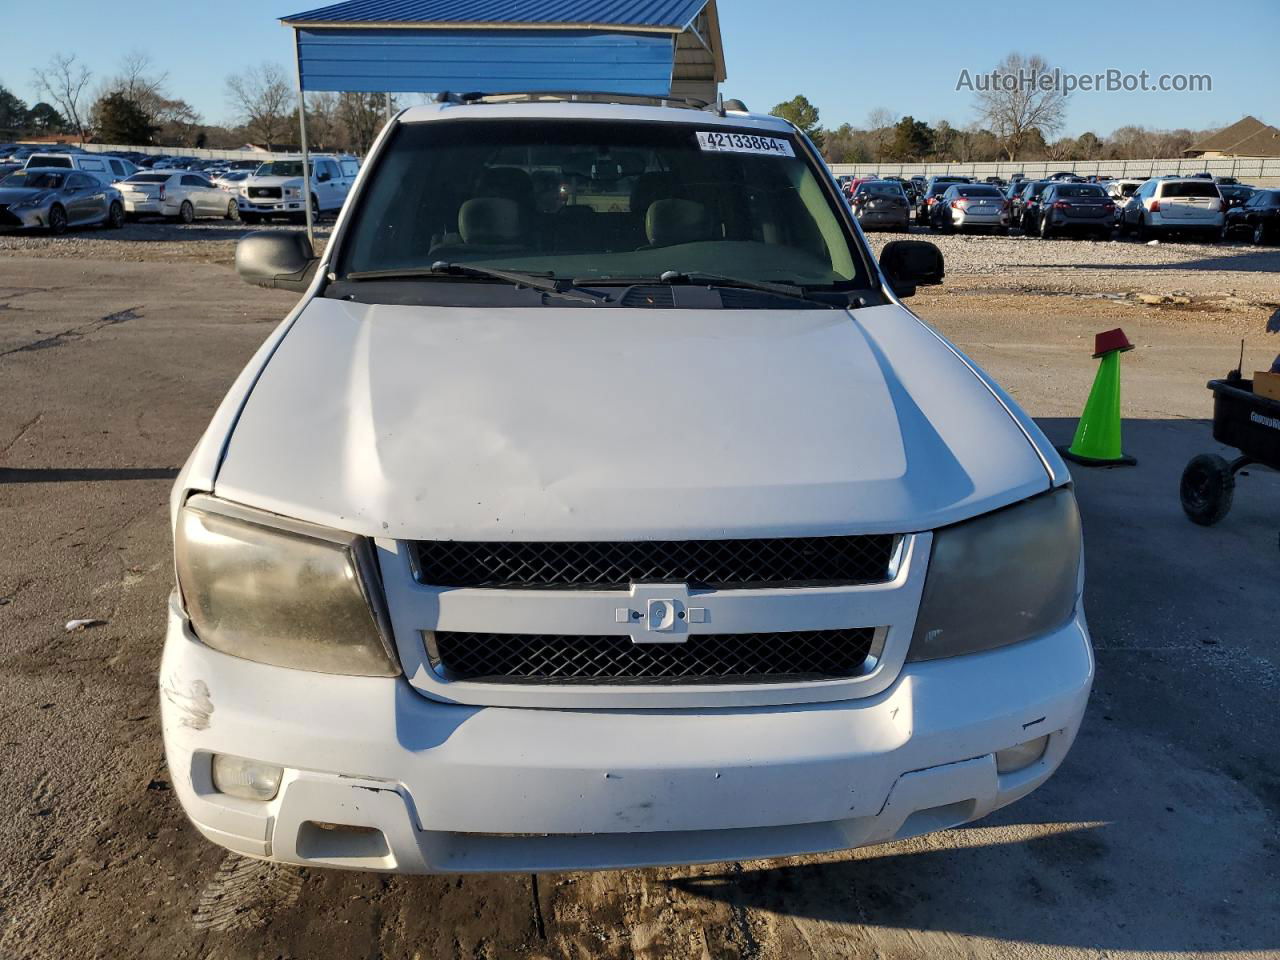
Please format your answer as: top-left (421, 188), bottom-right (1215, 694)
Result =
top-left (280, 0), bottom-right (718, 96)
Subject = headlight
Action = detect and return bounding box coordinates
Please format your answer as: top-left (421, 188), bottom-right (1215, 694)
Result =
top-left (175, 495), bottom-right (399, 676)
top-left (284, 187), bottom-right (301, 198)
top-left (908, 489), bottom-right (1081, 661)
top-left (14, 193), bottom-right (49, 209)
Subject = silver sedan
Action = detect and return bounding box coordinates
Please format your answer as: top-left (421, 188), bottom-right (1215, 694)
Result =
top-left (0, 168), bottom-right (124, 234)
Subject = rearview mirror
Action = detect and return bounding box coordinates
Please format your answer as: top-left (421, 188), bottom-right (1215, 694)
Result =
top-left (879, 240), bottom-right (945, 298)
top-left (235, 232), bottom-right (319, 292)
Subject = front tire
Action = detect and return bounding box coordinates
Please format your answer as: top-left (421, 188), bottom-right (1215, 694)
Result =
top-left (1135, 216), bottom-right (1149, 242)
top-left (178, 200), bottom-right (194, 224)
top-left (48, 204), bottom-right (68, 235)
top-left (1253, 223), bottom-right (1268, 246)
top-left (106, 201), bottom-right (124, 230)
top-left (1180, 454), bottom-right (1235, 526)
top-left (225, 199), bottom-right (240, 221)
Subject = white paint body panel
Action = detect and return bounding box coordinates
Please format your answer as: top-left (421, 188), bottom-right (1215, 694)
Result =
top-left (161, 595), bottom-right (1093, 873)
top-left (213, 300), bottom-right (1050, 540)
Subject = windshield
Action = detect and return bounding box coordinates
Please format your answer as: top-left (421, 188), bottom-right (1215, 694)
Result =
top-left (1056, 185), bottom-right (1106, 197)
top-left (256, 161), bottom-right (304, 177)
top-left (2, 170), bottom-right (64, 189)
top-left (338, 119), bottom-right (867, 289)
top-left (954, 186), bottom-right (1002, 198)
top-left (855, 182), bottom-right (904, 198)
top-left (126, 173), bottom-right (171, 183)
top-left (1162, 181), bottom-right (1220, 199)
top-left (29, 155), bottom-right (72, 168)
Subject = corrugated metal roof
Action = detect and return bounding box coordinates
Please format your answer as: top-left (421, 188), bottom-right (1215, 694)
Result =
top-left (283, 0), bottom-right (707, 29)
top-left (295, 27), bottom-right (675, 95)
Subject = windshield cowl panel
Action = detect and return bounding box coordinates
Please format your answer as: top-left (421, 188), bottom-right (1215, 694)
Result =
top-left (334, 117), bottom-right (872, 304)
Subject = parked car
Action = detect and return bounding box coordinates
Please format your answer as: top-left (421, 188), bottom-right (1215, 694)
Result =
top-left (1213, 176), bottom-right (1239, 185)
top-left (850, 179), bottom-right (911, 231)
top-left (1118, 176), bottom-right (1225, 241)
top-left (1036, 182), bottom-right (1116, 240)
top-left (23, 151), bottom-right (123, 184)
top-left (163, 98), bottom-right (1092, 875)
top-left (116, 171), bottom-right (240, 222)
top-left (1217, 184), bottom-right (1255, 212)
top-left (212, 171), bottom-right (251, 192)
top-left (1047, 171), bottom-right (1082, 182)
top-left (0, 168), bottom-right (124, 234)
top-left (1104, 178), bottom-right (1146, 221)
top-left (1013, 180), bottom-right (1051, 232)
top-left (238, 155), bottom-right (357, 223)
top-left (1223, 188), bottom-right (1280, 245)
top-left (916, 176), bottom-right (971, 225)
top-left (929, 182), bottom-right (1010, 234)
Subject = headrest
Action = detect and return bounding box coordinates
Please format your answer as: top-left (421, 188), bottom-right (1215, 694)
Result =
top-left (630, 171), bottom-right (678, 215)
top-left (458, 197), bottom-right (523, 245)
top-left (477, 166), bottom-right (535, 204)
top-left (645, 198), bottom-right (714, 247)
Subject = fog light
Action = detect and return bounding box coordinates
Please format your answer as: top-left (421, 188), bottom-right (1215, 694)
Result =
top-left (995, 735), bottom-right (1050, 774)
top-left (211, 754), bottom-right (283, 801)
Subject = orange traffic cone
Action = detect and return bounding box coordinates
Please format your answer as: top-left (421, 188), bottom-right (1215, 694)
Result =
top-left (1059, 328), bottom-right (1138, 467)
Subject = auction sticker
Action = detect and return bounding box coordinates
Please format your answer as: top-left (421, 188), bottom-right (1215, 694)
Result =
top-left (696, 131), bottom-right (795, 157)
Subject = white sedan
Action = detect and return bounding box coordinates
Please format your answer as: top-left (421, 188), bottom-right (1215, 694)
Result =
top-left (116, 171), bottom-right (240, 223)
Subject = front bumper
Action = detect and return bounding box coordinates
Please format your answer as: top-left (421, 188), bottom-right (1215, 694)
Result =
top-left (238, 196), bottom-right (304, 215)
top-left (0, 205), bottom-right (49, 230)
top-left (160, 595), bottom-right (1093, 873)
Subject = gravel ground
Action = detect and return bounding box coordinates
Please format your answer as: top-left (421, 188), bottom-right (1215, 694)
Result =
top-left (0, 219), bottom-right (332, 265)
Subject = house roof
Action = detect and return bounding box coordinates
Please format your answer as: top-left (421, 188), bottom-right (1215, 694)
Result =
top-left (1217, 125), bottom-right (1280, 159)
top-left (1186, 115), bottom-right (1274, 155)
top-left (282, 0), bottom-right (709, 30)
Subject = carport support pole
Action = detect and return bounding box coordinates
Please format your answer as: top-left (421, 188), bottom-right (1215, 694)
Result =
top-left (292, 28), bottom-right (314, 247)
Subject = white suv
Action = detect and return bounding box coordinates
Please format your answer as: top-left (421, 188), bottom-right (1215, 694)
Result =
top-left (1119, 176), bottom-right (1225, 241)
top-left (237, 154), bottom-right (358, 223)
top-left (163, 99), bottom-right (1093, 874)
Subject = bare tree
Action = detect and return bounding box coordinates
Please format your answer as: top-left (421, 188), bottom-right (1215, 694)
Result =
top-left (973, 52), bottom-right (1068, 160)
top-left (865, 107), bottom-right (898, 162)
top-left (226, 62), bottom-right (294, 149)
top-left (337, 93), bottom-right (393, 155)
top-left (32, 54), bottom-right (93, 140)
top-left (306, 92), bottom-right (340, 150)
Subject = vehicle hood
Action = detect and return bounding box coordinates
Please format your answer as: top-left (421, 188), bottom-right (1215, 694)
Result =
top-left (213, 300), bottom-right (1052, 540)
top-left (245, 175), bottom-right (303, 189)
top-left (0, 187), bottom-right (52, 203)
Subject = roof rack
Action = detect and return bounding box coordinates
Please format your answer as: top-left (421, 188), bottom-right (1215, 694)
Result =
top-left (432, 91), bottom-right (748, 114)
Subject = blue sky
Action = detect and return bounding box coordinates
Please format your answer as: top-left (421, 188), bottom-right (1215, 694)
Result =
top-left (4, 0), bottom-right (1277, 136)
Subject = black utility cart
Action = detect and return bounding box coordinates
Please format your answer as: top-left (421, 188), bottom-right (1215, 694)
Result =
top-left (1180, 375), bottom-right (1280, 525)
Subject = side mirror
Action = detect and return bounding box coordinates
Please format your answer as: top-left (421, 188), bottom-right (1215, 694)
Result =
top-left (879, 240), bottom-right (945, 299)
top-left (235, 232), bottom-right (319, 292)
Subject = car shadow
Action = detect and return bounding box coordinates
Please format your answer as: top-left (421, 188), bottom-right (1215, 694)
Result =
top-left (0, 466), bottom-right (180, 483)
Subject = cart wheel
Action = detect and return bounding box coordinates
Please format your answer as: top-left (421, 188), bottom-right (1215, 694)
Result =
top-left (1180, 454), bottom-right (1235, 526)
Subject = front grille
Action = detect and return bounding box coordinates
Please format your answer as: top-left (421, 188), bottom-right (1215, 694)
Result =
top-left (248, 186), bottom-right (282, 200)
top-left (411, 536), bottom-right (896, 590)
top-left (429, 628), bottom-right (877, 684)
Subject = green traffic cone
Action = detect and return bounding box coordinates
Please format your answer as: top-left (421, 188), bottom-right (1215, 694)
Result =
top-left (1059, 332), bottom-right (1137, 467)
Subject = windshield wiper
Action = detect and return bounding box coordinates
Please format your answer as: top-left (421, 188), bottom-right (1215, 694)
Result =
top-left (345, 262), bottom-right (610, 304)
top-left (583, 270), bottom-right (811, 301)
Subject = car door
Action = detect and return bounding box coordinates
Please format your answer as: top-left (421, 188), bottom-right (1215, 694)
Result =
top-left (314, 160), bottom-right (338, 211)
top-left (64, 173), bottom-right (103, 224)
top-left (194, 175), bottom-right (221, 214)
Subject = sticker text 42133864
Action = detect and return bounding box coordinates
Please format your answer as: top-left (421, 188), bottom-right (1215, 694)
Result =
top-left (696, 131), bottom-right (795, 157)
